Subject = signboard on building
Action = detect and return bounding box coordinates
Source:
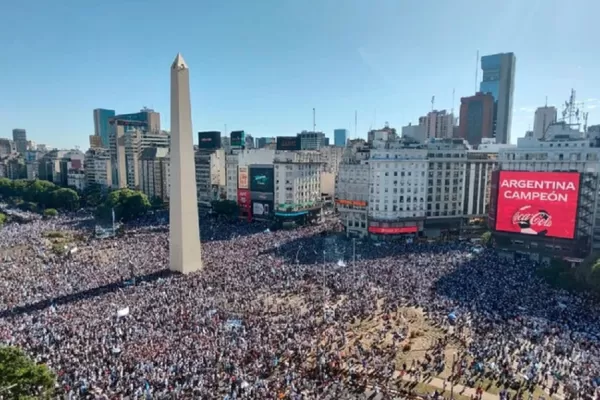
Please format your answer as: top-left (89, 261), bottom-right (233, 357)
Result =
top-left (197, 131), bottom-right (221, 150)
top-left (237, 189), bottom-right (251, 209)
top-left (249, 166), bottom-right (274, 193)
top-left (230, 130), bottom-right (245, 147)
top-left (368, 226), bottom-right (418, 234)
top-left (238, 166), bottom-right (249, 189)
top-left (495, 171), bottom-right (580, 239)
top-left (252, 200), bottom-right (273, 217)
top-left (251, 191), bottom-right (274, 201)
top-left (276, 136), bottom-right (300, 151)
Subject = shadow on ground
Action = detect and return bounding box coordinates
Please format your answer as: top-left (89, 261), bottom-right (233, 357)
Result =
top-left (0, 269), bottom-right (174, 319)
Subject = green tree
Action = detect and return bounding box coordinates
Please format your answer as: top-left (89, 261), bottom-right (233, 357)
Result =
top-left (0, 346), bottom-right (55, 399)
top-left (99, 188), bottom-right (150, 222)
top-left (211, 200), bottom-right (239, 217)
top-left (43, 208), bottom-right (58, 218)
top-left (49, 188), bottom-right (80, 211)
top-left (150, 196), bottom-right (165, 209)
top-left (481, 231), bottom-right (492, 246)
top-left (81, 184), bottom-right (105, 208)
top-left (0, 212), bottom-right (6, 225)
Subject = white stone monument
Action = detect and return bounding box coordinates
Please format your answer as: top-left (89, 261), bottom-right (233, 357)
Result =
top-left (169, 53), bottom-right (203, 274)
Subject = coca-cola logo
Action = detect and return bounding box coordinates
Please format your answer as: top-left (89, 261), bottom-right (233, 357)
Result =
top-left (511, 205), bottom-right (552, 228)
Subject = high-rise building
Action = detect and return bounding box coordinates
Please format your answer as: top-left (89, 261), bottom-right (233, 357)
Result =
top-left (139, 147), bottom-right (170, 202)
top-left (480, 52), bottom-right (516, 144)
top-left (12, 129), bottom-right (27, 154)
top-left (418, 110), bottom-right (455, 140)
top-left (93, 109), bottom-right (116, 148)
top-left (89, 135), bottom-right (103, 149)
top-left (334, 129), bottom-right (348, 147)
top-left (114, 108), bottom-right (161, 133)
top-left (533, 106), bottom-right (557, 139)
top-left (298, 131), bottom-right (326, 150)
top-left (458, 92), bottom-right (495, 145)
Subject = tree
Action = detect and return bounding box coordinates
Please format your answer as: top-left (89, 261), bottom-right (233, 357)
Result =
top-left (49, 188), bottom-right (80, 211)
top-left (81, 184), bottom-right (105, 208)
top-left (0, 212), bottom-right (6, 225)
top-left (481, 231), bottom-right (492, 246)
top-left (0, 346), bottom-right (55, 399)
top-left (98, 188), bottom-right (150, 222)
top-left (211, 200), bottom-right (239, 217)
top-left (150, 196), bottom-right (165, 210)
top-left (43, 208), bottom-right (58, 218)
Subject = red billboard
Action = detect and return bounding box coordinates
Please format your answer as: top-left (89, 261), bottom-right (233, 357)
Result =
top-left (496, 171), bottom-right (580, 239)
top-left (237, 189), bottom-right (251, 210)
top-left (368, 226), bottom-right (418, 234)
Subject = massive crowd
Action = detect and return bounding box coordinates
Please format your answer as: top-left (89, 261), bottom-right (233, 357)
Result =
top-left (0, 212), bottom-right (599, 400)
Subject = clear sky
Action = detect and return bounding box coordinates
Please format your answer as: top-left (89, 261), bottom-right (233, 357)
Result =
top-left (1, 0), bottom-right (598, 149)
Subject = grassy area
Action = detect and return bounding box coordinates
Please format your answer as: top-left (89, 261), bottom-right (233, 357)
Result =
top-left (43, 231), bottom-right (68, 239)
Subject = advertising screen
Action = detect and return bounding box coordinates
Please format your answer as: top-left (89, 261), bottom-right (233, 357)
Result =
top-left (230, 130), bottom-right (245, 147)
top-left (276, 136), bottom-right (300, 151)
top-left (250, 166), bottom-right (274, 193)
top-left (495, 171), bottom-right (580, 239)
top-left (238, 167), bottom-right (249, 189)
top-left (487, 170), bottom-right (499, 230)
top-left (251, 191), bottom-right (274, 201)
top-left (237, 189), bottom-right (251, 209)
top-left (368, 226), bottom-right (418, 234)
top-left (198, 131), bottom-right (221, 149)
top-left (252, 200), bottom-right (273, 217)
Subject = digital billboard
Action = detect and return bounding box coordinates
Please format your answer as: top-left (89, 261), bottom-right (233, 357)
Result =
top-left (237, 189), bottom-right (251, 209)
top-left (230, 130), bottom-right (245, 147)
top-left (276, 136), bottom-right (300, 151)
top-left (495, 171), bottom-right (580, 239)
top-left (198, 131), bottom-right (221, 150)
top-left (252, 200), bottom-right (273, 217)
top-left (238, 167), bottom-right (249, 189)
top-left (251, 191), bottom-right (274, 201)
top-left (368, 226), bottom-right (418, 234)
top-left (249, 166), bottom-right (274, 193)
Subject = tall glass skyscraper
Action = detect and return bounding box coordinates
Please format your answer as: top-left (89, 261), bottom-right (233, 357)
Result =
top-left (479, 52), bottom-right (516, 144)
top-left (334, 129), bottom-right (348, 147)
top-left (93, 108), bottom-right (116, 148)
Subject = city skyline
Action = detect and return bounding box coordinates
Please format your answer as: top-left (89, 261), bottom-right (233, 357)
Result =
top-left (1, 0), bottom-right (599, 149)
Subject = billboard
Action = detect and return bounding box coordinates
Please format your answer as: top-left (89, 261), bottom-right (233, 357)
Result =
top-left (198, 131), bottom-right (221, 150)
top-left (238, 166), bottom-right (249, 189)
top-left (368, 226), bottom-right (418, 234)
top-left (252, 200), bottom-right (273, 217)
top-left (495, 171), bottom-right (580, 239)
top-left (250, 166), bottom-right (274, 193)
top-left (237, 189), bottom-right (251, 209)
top-left (276, 136), bottom-right (300, 151)
top-left (251, 191), bottom-right (274, 201)
top-left (230, 130), bottom-right (245, 147)
top-left (488, 170), bottom-right (499, 230)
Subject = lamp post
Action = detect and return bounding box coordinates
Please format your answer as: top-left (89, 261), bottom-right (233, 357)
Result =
top-left (451, 352), bottom-right (457, 399)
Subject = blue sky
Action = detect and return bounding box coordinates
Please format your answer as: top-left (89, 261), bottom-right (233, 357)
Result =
top-left (1, 0), bottom-right (598, 149)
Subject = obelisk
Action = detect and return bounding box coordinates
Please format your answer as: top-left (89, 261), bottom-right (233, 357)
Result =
top-left (169, 53), bottom-right (203, 274)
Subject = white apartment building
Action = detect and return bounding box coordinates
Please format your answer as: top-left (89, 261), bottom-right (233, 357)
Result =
top-left (368, 145), bottom-right (428, 235)
top-left (195, 148), bottom-right (226, 206)
top-left (139, 147), bottom-right (170, 202)
top-left (225, 149), bottom-right (276, 202)
top-left (419, 110), bottom-right (456, 140)
top-left (274, 151), bottom-right (323, 213)
top-left (336, 141), bottom-right (371, 237)
top-left (320, 145), bottom-right (344, 174)
top-left (84, 148), bottom-right (112, 189)
top-left (67, 169), bottom-right (86, 191)
top-left (110, 123), bottom-right (169, 189)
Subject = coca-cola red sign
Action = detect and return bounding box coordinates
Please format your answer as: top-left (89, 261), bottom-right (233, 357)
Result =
top-left (496, 171), bottom-right (580, 239)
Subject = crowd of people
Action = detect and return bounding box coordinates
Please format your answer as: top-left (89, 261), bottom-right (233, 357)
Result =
top-left (0, 212), bottom-right (599, 399)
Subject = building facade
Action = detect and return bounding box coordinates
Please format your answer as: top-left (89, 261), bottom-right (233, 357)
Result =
top-left (84, 148), bottom-right (112, 189)
top-left (334, 129), bottom-right (348, 147)
top-left (195, 148), bottom-right (226, 207)
top-left (93, 108), bottom-right (116, 148)
top-left (418, 110), bottom-right (455, 140)
top-left (533, 106), bottom-right (557, 139)
top-left (480, 52), bottom-right (516, 144)
top-left (139, 147), bottom-right (170, 202)
top-left (298, 131), bottom-right (326, 150)
top-left (458, 92), bottom-right (495, 145)
top-left (12, 129), bottom-right (27, 154)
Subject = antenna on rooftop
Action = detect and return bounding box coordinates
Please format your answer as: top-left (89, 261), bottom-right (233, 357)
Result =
top-left (475, 50), bottom-right (479, 92)
top-left (354, 110), bottom-right (358, 139)
top-left (451, 88), bottom-right (456, 115)
top-left (312, 108), bottom-right (316, 132)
